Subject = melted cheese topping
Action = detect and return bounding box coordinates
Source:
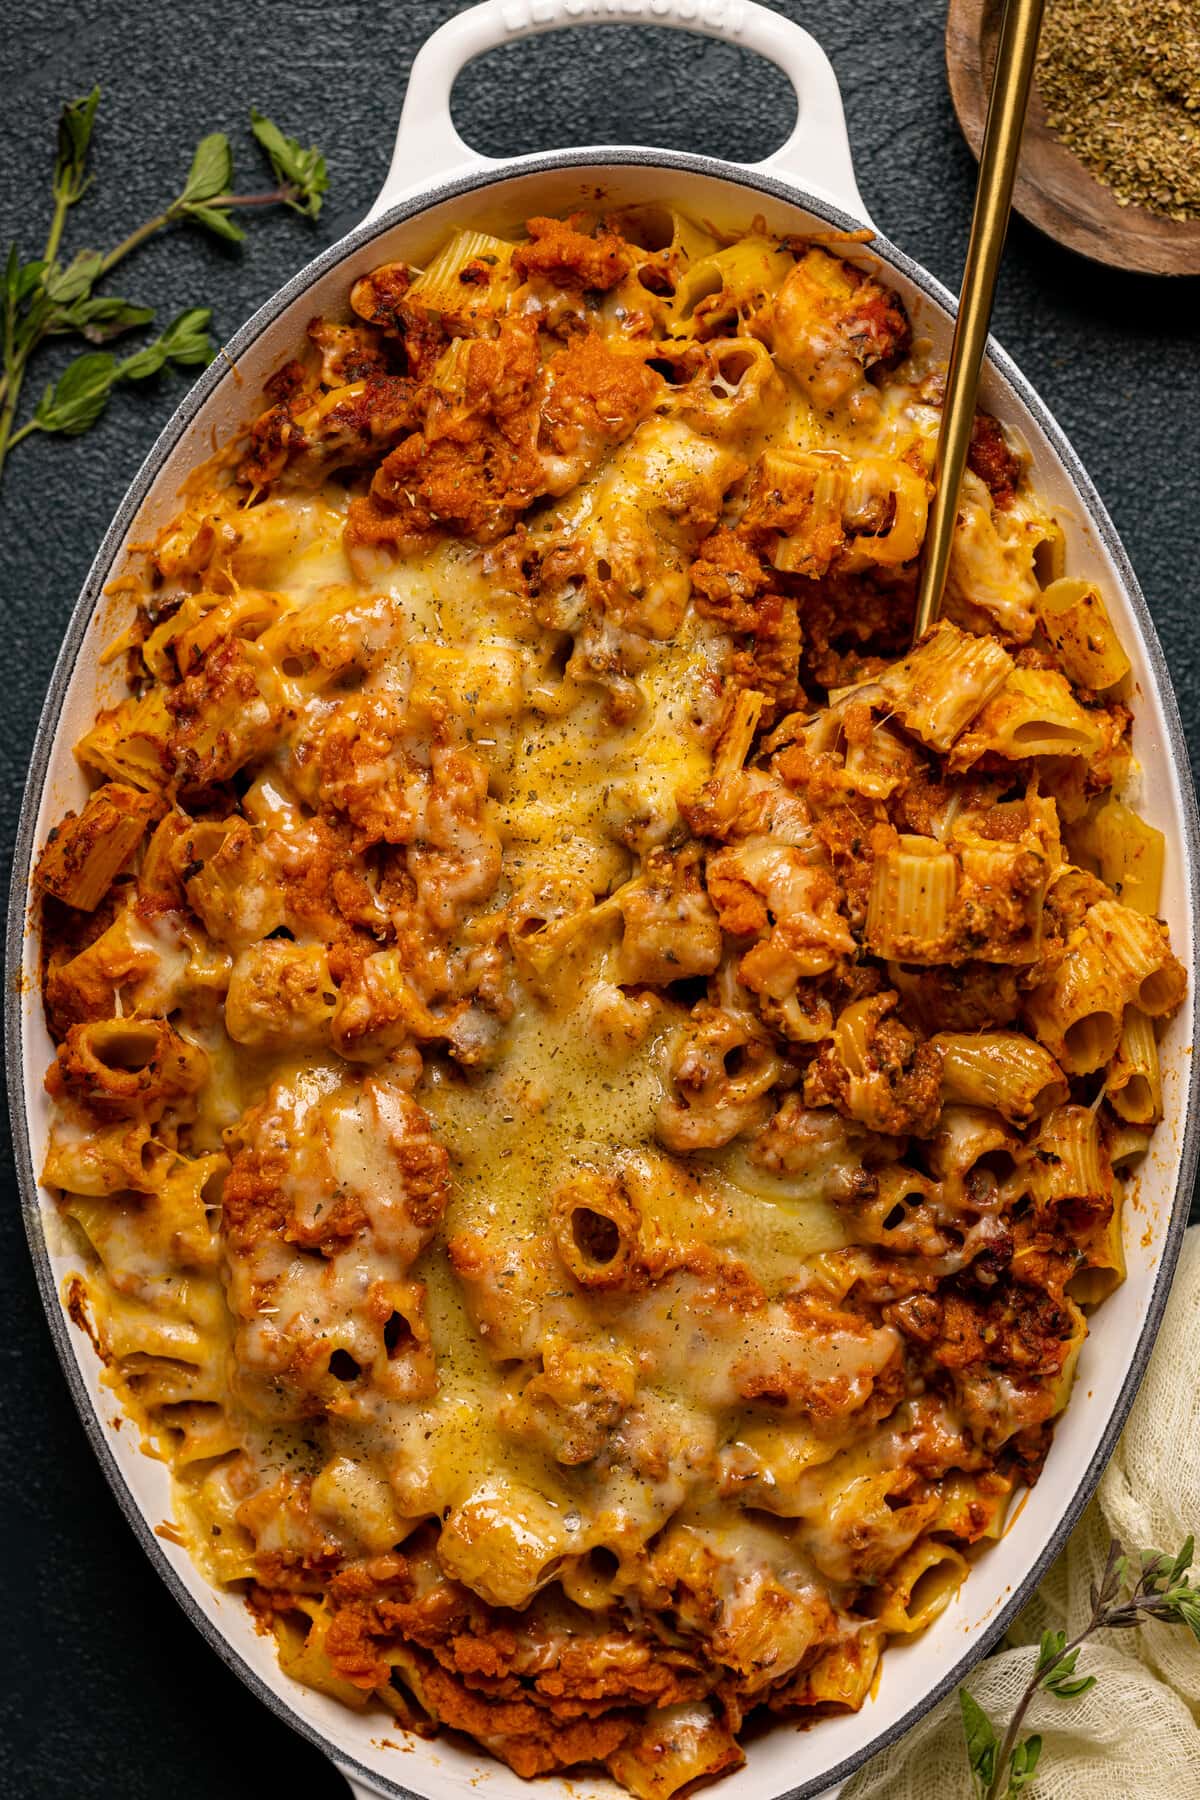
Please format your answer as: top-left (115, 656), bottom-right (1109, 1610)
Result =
top-left (36, 208), bottom-right (1175, 1796)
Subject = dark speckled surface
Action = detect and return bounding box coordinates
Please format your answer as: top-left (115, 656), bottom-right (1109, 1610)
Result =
top-left (2, 4), bottom-right (1199, 1795)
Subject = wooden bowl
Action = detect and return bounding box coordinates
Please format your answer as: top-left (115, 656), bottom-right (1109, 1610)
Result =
top-left (947, 0), bottom-right (1200, 275)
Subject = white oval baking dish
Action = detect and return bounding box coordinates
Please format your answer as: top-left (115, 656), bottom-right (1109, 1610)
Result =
top-left (7, 4), bottom-right (1199, 1799)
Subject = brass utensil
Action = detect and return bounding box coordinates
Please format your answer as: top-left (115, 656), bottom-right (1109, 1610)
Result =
top-left (914, 0), bottom-right (1045, 642)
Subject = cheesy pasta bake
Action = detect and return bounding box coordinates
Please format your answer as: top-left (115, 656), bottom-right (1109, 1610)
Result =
top-left (36, 205), bottom-right (1186, 1793)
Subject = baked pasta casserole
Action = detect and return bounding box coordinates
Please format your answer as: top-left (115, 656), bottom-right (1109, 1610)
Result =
top-left (35, 205), bottom-right (1186, 1794)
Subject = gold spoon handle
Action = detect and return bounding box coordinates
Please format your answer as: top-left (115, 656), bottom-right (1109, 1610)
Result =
top-left (913, 0), bottom-right (1045, 642)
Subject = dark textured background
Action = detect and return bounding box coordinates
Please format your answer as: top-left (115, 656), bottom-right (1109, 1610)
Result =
top-left (2, 3), bottom-right (1198, 1795)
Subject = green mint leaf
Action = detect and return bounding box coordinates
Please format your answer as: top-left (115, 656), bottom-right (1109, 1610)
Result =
top-left (1049, 1674), bottom-right (1097, 1698)
top-left (117, 340), bottom-right (166, 381)
top-left (249, 108), bottom-right (327, 218)
top-left (183, 203), bottom-right (246, 245)
top-left (0, 247), bottom-right (45, 328)
top-left (1035, 1629), bottom-right (1066, 1676)
top-left (181, 132), bottom-right (233, 207)
top-left (42, 249), bottom-right (105, 306)
top-left (17, 258), bottom-right (47, 304)
top-left (34, 349), bottom-right (117, 433)
top-left (1006, 1733), bottom-right (1042, 1795)
top-left (157, 306), bottom-right (214, 366)
top-left (1040, 1642), bottom-right (1097, 1699)
top-left (959, 1688), bottom-right (998, 1795)
top-left (56, 294), bottom-right (155, 344)
top-left (54, 86), bottom-right (100, 204)
top-left (117, 309), bottom-right (214, 382)
top-left (1170, 1537), bottom-right (1195, 1584)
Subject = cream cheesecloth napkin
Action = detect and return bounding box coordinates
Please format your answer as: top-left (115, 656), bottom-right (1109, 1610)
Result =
top-left (843, 1227), bottom-right (1200, 1799)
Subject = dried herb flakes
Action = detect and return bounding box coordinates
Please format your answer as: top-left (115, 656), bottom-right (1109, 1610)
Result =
top-left (1036, 0), bottom-right (1200, 221)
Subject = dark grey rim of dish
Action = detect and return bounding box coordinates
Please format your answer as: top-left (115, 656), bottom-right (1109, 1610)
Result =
top-left (6, 145), bottom-right (1199, 1800)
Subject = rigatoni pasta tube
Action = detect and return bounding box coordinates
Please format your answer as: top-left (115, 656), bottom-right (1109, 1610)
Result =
top-left (1036, 577), bottom-right (1131, 689)
top-left (669, 235), bottom-right (792, 335)
top-left (1107, 1007), bottom-right (1163, 1125)
top-left (713, 685), bottom-right (765, 780)
top-left (1027, 1104), bottom-right (1109, 1215)
top-left (873, 1538), bottom-right (968, 1633)
top-left (311, 1455), bottom-right (420, 1558)
top-left (42, 1117), bottom-right (169, 1196)
top-left (619, 202), bottom-right (717, 267)
top-left (407, 227), bottom-right (514, 313)
top-left (48, 1018), bottom-right (208, 1122)
top-left (225, 941), bottom-right (337, 1050)
top-left (746, 450), bottom-right (845, 578)
top-left (1092, 799), bottom-right (1166, 914)
top-left (934, 1030), bottom-right (1068, 1125)
top-left (1034, 514), bottom-right (1067, 586)
top-left (147, 587), bottom-right (283, 680)
top-left (34, 782), bottom-right (158, 911)
top-left (75, 689), bottom-right (172, 790)
top-left (845, 1163), bottom-right (943, 1254)
top-left (876, 620), bottom-right (1012, 752)
top-left (935, 1470), bottom-right (1013, 1542)
top-left (1023, 925), bottom-right (1124, 1073)
top-left (606, 1703), bottom-right (744, 1800)
top-left (1086, 896), bottom-right (1187, 1016)
top-left (800, 1628), bottom-right (885, 1711)
top-left (839, 455), bottom-right (929, 570)
top-left (677, 336), bottom-right (782, 439)
top-left (951, 666), bottom-right (1105, 765)
top-left (865, 836), bottom-right (957, 961)
top-left (843, 716), bottom-right (912, 799)
top-left (1106, 1118), bottom-right (1153, 1171)
top-left (1070, 1186), bottom-right (1128, 1307)
top-left (552, 1169), bottom-right (640, 1289)
top-left (436, 1478), bottom-right (573, 1610)
top-left (160, 1401), bottom-right (243, 1468)
top-left (559, 1550), bottom-right (624, 1614)
top-left (1044, 1297), bottom-right (1089, 1413)
top-left (928, 1104), bottom-right (1019, 1185)
top-left (271, 1597), bottom-right (376, 1712)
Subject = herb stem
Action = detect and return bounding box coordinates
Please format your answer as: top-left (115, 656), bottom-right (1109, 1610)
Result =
top-left (0, 351), bottom-right (31, 477)
top-left (97, 209), bottom-right (176, 279)
top-left (0, 185), bottom-right (76, 470)
top-left (0, 384), bottom-right (24, 476)
top-left (211, 188), bottom-right (295, 209)
top-left (43, 188), bottom-right (71, 267)
top-left (96, 188), bottom-right (297, 280)
top-left (984, 1629), bottom-right (1089, 1800)
top-left (5, 417), bottom-right (39, 451)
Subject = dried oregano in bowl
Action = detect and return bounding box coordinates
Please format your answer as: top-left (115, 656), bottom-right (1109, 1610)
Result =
top-left (1036, 0), bottom-right (1200, 221)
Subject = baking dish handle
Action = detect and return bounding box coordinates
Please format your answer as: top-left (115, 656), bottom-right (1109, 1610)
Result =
top-left (365, 0), bottom-right (871, 226)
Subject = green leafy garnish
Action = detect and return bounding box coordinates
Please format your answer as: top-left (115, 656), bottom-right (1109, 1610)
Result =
top-left (181, 132), bottom-right (235, 207)
top-left (959, 1687), bottom-right (999, 1796)
top-left (0, 90), bottom-right (329, 484)
top-left (958, 1534), bottom-right (1200, 1799)
top-left (53, 86), bottom-right (100, 208)
top-left (29, 309), bottom-right (214, 437)
top-left (250, 109), bottom-right (328, 218)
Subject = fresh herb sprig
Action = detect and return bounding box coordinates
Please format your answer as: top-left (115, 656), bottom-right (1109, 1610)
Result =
top-left (0, 88), bottom-right (328, 483)
top-left (960, 1534), bottom-right (1200, 1799)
